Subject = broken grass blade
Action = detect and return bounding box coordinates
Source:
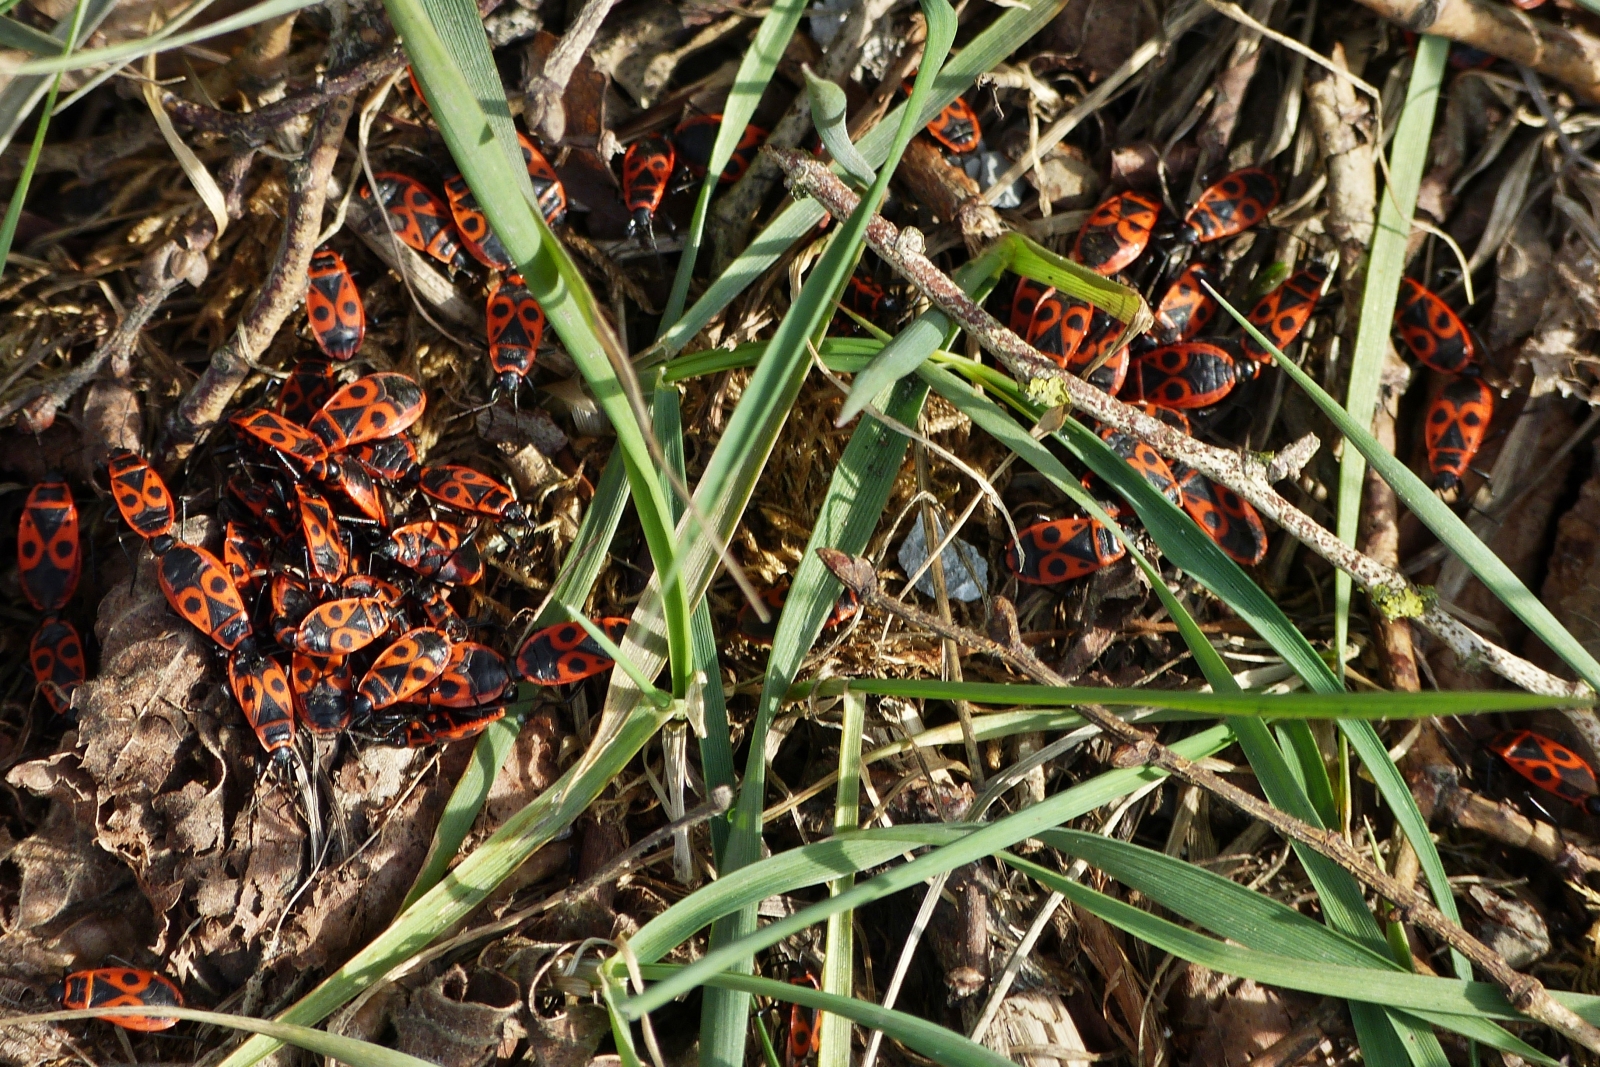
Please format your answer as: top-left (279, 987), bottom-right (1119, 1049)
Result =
top-left (806, 64), bottom-right (876, 184)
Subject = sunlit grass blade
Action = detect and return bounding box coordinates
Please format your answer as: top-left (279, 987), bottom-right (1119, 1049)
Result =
top-left (1005, 853), bottom-right (1579, 1033)
top-left (698, 8), bottom-right (957, 1060)
top-left (1334, 35), bottom-right (1448, 680)
top-left (8, 0), bottom-right (318, 75)
top-left (652, 0), bottom-right (1070, 359)
top-left (811, 678), bottom-right (1587, 716)
top-left (653, 384), bottom-right (735, 848)
top-left (1002, 837), bottom-right (1551, 1064)
top-left (1208, 283), bottom-right (1600, 692)
top-left (218, 707), bottom-right (675, 1067)
top-left (658, 0), bottom-right (807, 329)
top-left (613, 725), bottom-right (1236, 1012)
top-left (641, 967), bottom-right (1018, 1067)
top-left (393, 0), bottom-right (692, 692)
top-left (14, 1005), bottom-right (449, 1066)
top-left (817, 690), bottom-right (864, 1067)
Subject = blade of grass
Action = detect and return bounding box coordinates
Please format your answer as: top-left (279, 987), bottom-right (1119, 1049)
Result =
top-left (0, 0), bottom-right (114, 158)
top-left (654, 383), bottom-right (735, 853)
top-left (814, 678), bottom-right (1585, 716)
top-left (393, 0), bottom-right (693, 693)
top-left (1334, 35), bottom-right (1448, 681)
top-left (644, 967), bottom-right (1018, 1067)
top-left (1001, 840), bottom-right (1549, 1063)
top-left (0, 16), bottom-right (72, 54)
top-left (6, 1006), bottom-right (442, 1067)
top-left (658, 0), bottom-right (807, 330)
top-left (8, 0), bottom-right (319, 75)
top-left (0, 0), bottom-right (88, 285)
top-left (816, 689), bottom-right (864, 1067)
top-left (697, 8), bottom-right (957, 1058)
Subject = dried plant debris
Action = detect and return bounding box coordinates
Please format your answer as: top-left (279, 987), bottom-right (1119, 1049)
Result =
top-left (9, 0), bottom-right (1600, 1064)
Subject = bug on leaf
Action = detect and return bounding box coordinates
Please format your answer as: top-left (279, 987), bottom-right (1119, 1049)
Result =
top-left (18, 477), bottom-right (79, 614)
top-left (515, 617), bottom-right (630, 684)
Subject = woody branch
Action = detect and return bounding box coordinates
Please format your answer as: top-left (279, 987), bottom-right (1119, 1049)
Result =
top-left (764, 146), bottom-right (1587, 701)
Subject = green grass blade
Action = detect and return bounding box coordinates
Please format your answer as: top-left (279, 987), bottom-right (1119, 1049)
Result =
top-left (654, 384), bottom-right (735, 848)
top-left (400, 452), bottom-right (633, 909)
top-left (10, 0), bottom-right (319, 74)
top-left (644, 967), bottom-right (1017, 1067)
top-left (837, 247), bottom-right (1006, 424)
top-left (698, 10), bottom-right (957, 1059)
top-left (654, 0), bottom-right (1069, 358)
top-left (0, 0), bottom-right (87, 285)
top-left (0, 15), bottom-right (71, 53)
top-left (658, 0), bottom-right (807, 330)
top-left (817, 690), bottom-right (864, 1067)
top-left (8, 1006), bottom-right (442, 1067)
top-left (1007, 856), bottom-right (1562, 1030)
top-left (1334, 35), bottom-right (1448, 679)
top-left (615, 726), bottom-right (1236, 1013)
top-left (217, 708), bottom-right (676, 1067)
top-left (394, 0), bottom-right (693, 693)
top-left (1211, 285), bottom-right (1600, 692)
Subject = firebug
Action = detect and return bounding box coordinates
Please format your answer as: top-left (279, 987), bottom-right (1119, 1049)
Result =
top-left (1492, 729), bottom-right (1600, 813)
top-left (1394, 278), bottom-right (1476, 374)
top-left (622, 134), bottom-right (675, 241)
top-left (1180, 167), bottom-right (1280, 244)
top-left (306, 248), bottom-right (365, 360)
top-left (52, 968), bottom-right (182, 1032)
top-left (486, 281), bottom-right (546, 395)
top-left (515, 617), bottom-right (630, 684)
top-left (1425, 374), bottom-right (1494, 503)
top-left (1074, 190), bottom-right (1160, 275)
top-left (18, 477), bottom-right (79, 614)
top-left (1005, 517), bottom-right (1125, 585)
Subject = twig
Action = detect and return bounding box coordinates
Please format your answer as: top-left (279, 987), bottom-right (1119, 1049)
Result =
top-left (817, 549), bottom-right (1600, 1053)
top-left (159, 46), bottom-right (405, 142)
top-left (521, 0), bottom-right (618, 144)
top-left (160, 95), bottom-right (353, 464)
top-left (1352, 0), bottom-right (1600, 103)
top-left (0, 226), bottom-right (212, 432)
top-left (769, 146), bottom-right (1587, 701)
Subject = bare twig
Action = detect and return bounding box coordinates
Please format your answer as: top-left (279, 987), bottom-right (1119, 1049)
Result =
top-left (522, 0), bottom-right (619, 144)
top-left (160, 47), bottom-right (405, 142)
top-left (770, 147), bottom-right (1586, 700)
top-left (160, 96), bottom-right (354, 464)
top-left (818, 550), bottom-right (1600, 1054)
top-left (1352, 0), bottom-right (1600, 103)
top-left (0, 226), bottom-right (212, 432)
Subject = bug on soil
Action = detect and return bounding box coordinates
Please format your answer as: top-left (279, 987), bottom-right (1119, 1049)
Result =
top-left (305, 248), bottom-right (365, 360)
top-left (1492, 729), bottom-right (1600, 814)
top-left (51, 968), bottom-right (183, 1032)
top-left (1426, 374), bottom-right (1495, 504)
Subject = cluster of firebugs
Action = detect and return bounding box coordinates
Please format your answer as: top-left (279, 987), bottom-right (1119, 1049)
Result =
top-left (837, 100), bottom-right (1495, 584)
top-left (18, 83), bottom-right (1510, 1036)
